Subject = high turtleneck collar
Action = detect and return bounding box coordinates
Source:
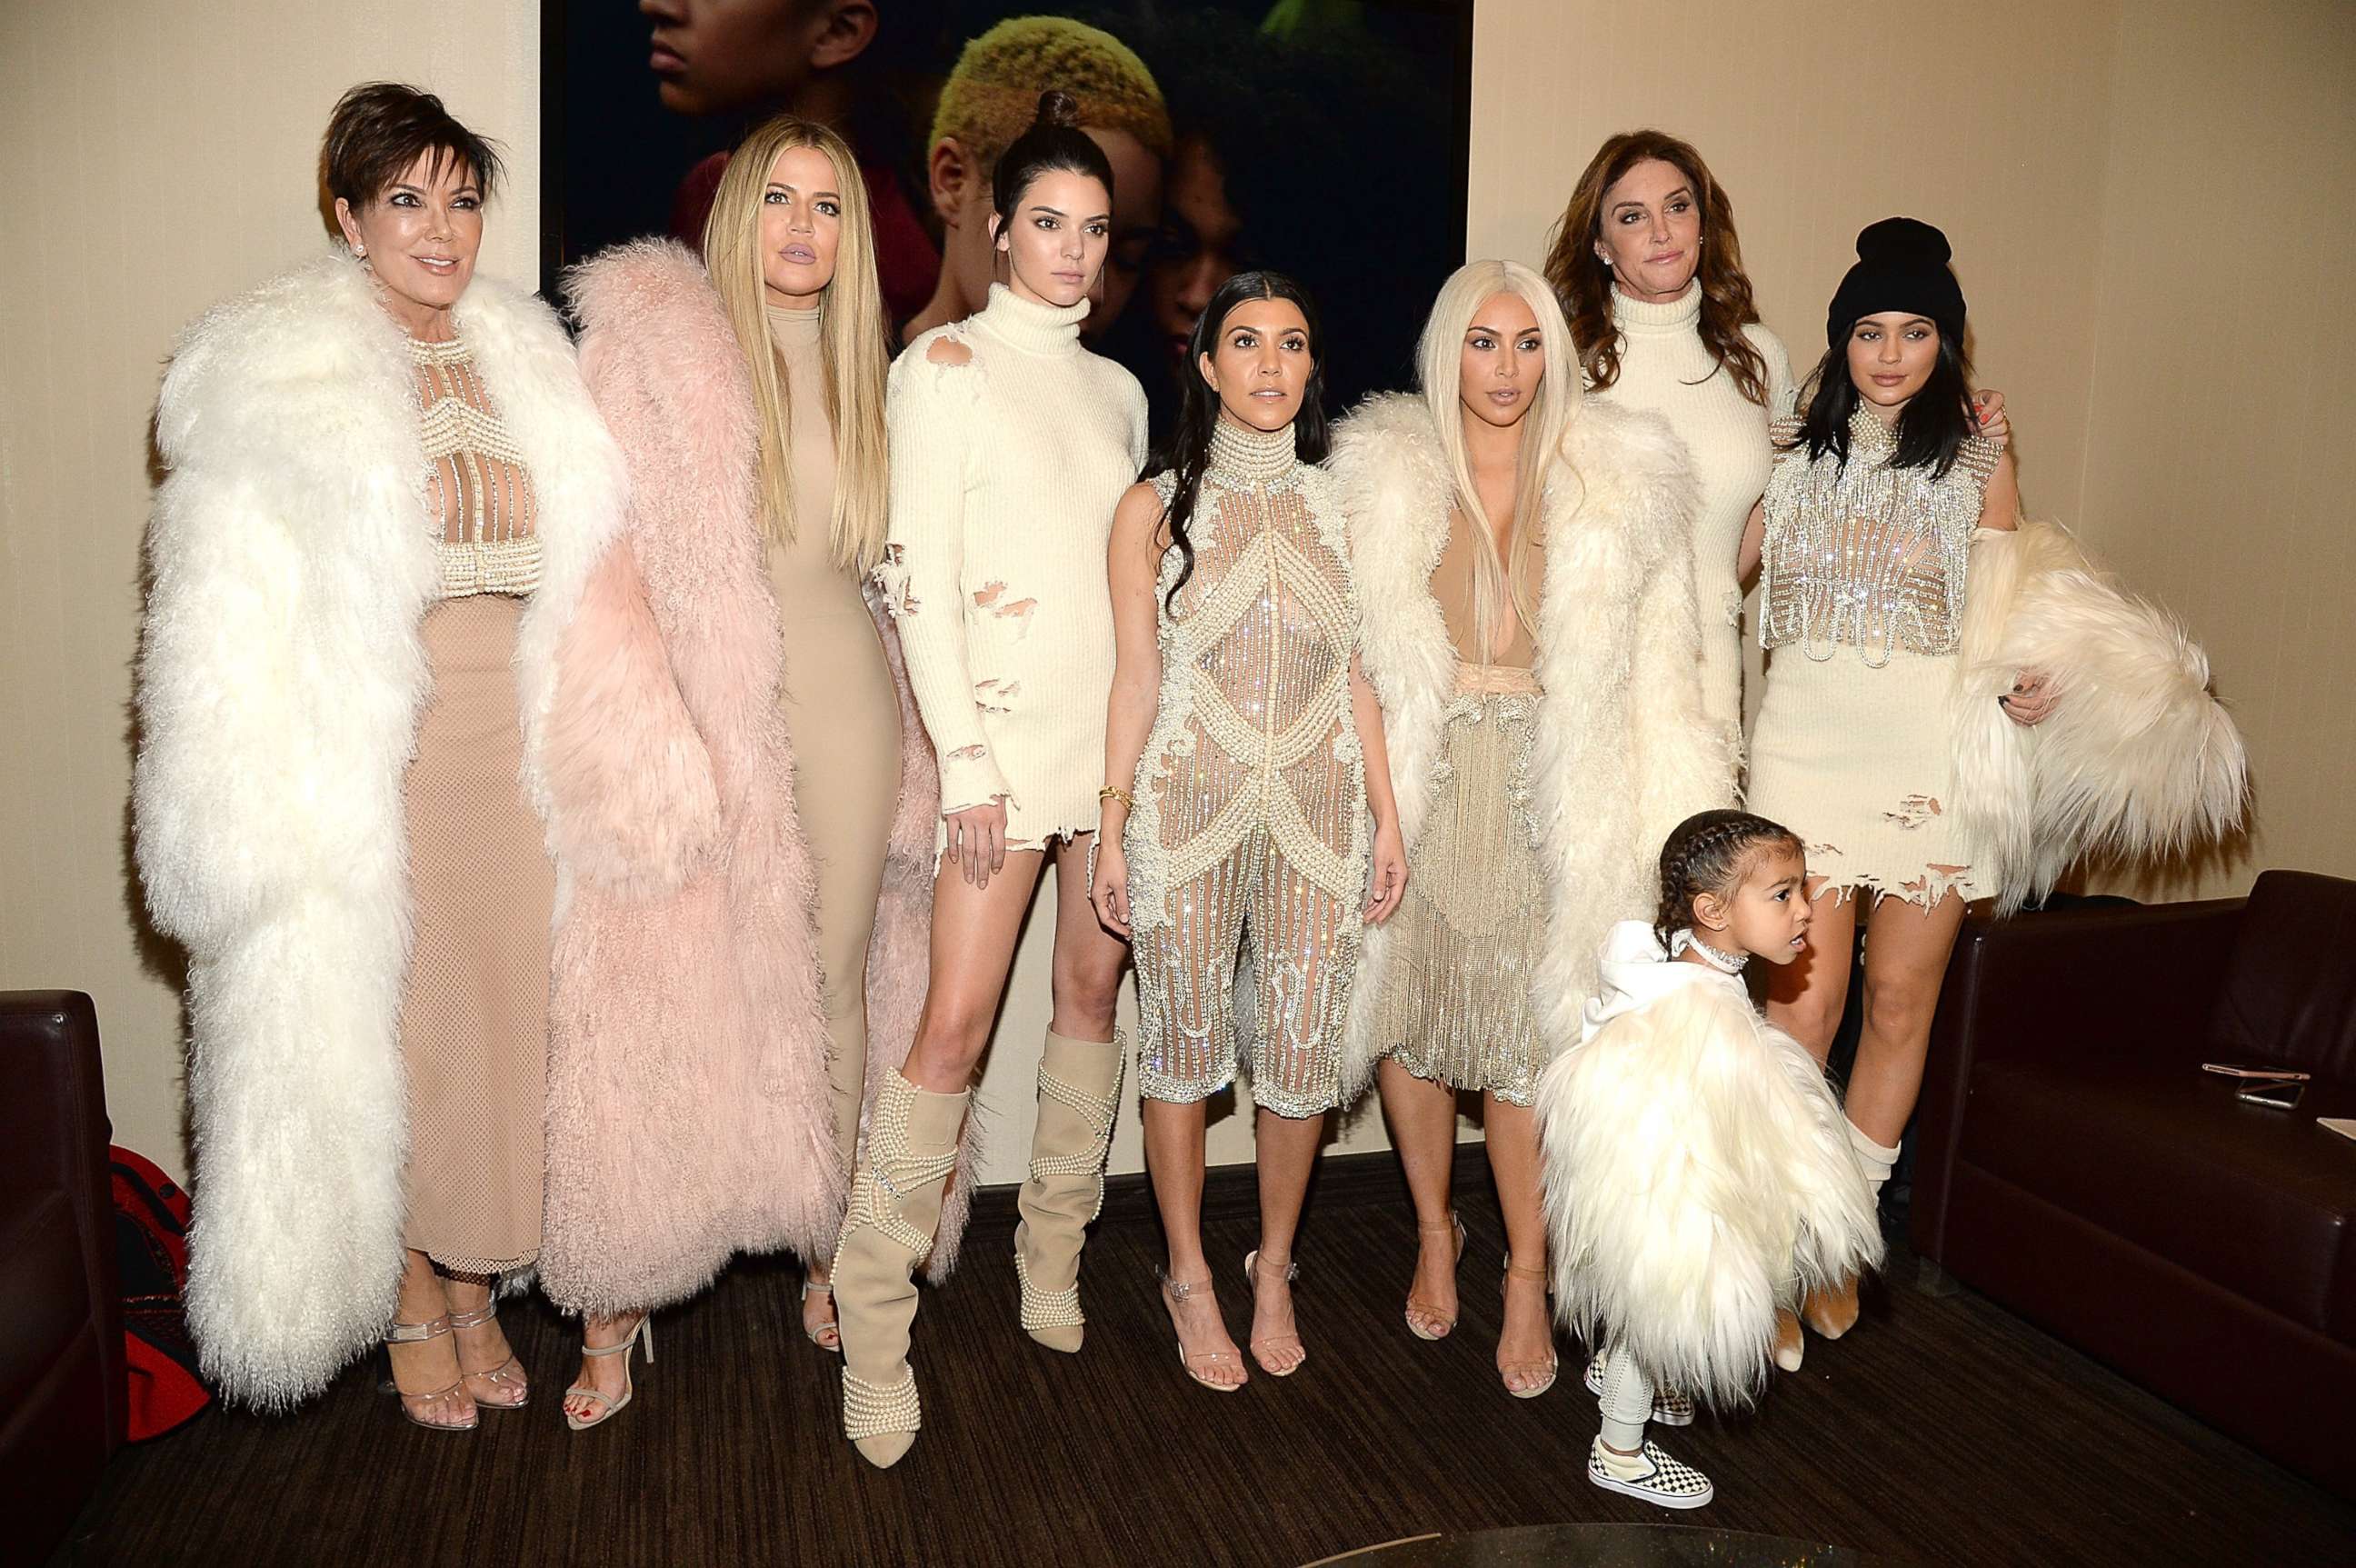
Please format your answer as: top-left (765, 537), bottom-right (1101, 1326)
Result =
top-left (1611, 279), bottom-right (1702, 335)
top-left (975, 281), bottom-right (1087, 355)
top-left (1206, 415), bottom-right (1298, 487)
top-left (765, 300), bottom-right (823, 350)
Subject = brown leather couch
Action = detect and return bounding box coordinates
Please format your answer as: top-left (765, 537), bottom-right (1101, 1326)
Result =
top-left (1912, 872), bottom-right (2356, 1497)
top-left (1, 991), bottom-right (126, 1559)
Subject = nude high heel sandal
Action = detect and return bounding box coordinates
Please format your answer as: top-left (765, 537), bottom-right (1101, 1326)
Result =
top-left (834, 1071), bottom-right (968, 1469)
top-left (564, 1316), bottom-right (653, 1433)
top-left (1500, 1258), bottom-right (1559, 1399)
top-left (1801, 1273), bottom-right (1862, 1339)
top-left (1015, 1031), bottom-right (1123, 1353)
top-left (380, 1313), bottom-right (477, 1433)
top-left (1404, 1212), bottom-right (1467, 1341)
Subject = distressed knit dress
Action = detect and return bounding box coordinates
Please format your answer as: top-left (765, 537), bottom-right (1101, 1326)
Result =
top-left (879, 283), bottom-right (1148, 857)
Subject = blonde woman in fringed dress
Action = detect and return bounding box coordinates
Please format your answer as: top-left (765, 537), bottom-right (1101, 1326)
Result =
top-left (1330, 259), bottom-right (1729, 1402)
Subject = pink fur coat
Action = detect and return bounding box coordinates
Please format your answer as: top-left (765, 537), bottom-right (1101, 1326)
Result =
top-left (542, 240), bottom-right (972, 1317)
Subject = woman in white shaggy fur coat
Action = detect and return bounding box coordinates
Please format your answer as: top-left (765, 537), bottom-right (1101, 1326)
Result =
top-left (134, 88), bottom-right (624, 1417)
top-left (1329, 260), bottom-right (1736, 1398)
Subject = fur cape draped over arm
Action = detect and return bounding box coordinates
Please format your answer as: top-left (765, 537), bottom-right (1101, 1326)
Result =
top-left (543, 241), bottom-right (958, 1319)
top-left (1948, 521), bottom-right (2250, 914)
top-left (1329, 393), bottom-right (1736, 1099)
top-left (133, 254), bottom-right (624, 1408)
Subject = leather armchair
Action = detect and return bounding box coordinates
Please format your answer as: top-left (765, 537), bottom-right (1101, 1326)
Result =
top-left (0, 992), bottom-right (127, 1558)
top-left (1912, 874), bottom-right (2356, 1497)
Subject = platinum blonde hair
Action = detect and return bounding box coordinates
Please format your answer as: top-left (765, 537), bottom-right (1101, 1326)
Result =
top-left (1413, 258), bottom-right (1581, 660)
top-left (704, 115), bottom-right (890, 572)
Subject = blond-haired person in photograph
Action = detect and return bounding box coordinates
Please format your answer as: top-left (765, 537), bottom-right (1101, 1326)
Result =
top-left (545, 114), bottom-right (936, 1429)
top-left (900, 15), bottom-right (1172, 344)
top-left (1330, 258), bottom-right (1731, 1402)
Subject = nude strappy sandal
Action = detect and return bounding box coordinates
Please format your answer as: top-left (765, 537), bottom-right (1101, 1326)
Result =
top-left (1404, 1213), bottom-right (1467, 1341)
top-left (564, 1315), bottom-right (654, 1433)
top-left (1156, 1268), bottom-right (1246, 1393)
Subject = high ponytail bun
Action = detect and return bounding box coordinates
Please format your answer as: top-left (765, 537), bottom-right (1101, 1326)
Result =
top-left (991, 85), bottom-right (1117, 225)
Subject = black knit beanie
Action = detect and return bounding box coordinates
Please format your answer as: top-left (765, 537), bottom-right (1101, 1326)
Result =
top-left (1825, 217), bottom-right (1965, 349)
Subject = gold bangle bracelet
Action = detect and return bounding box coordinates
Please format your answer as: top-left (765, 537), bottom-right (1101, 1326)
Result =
top-left (1098, 784), bottom-right (1134, 809)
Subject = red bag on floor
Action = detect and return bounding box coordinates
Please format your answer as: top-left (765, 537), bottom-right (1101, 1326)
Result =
top-left (110, 1147), bottom-right (210, 1439)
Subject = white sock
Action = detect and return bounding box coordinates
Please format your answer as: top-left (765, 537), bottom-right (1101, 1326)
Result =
top-left (1596, 1343), bottom-right (1654, 1472)
top-left (1847, 1119), bottom-right (1902, 1199)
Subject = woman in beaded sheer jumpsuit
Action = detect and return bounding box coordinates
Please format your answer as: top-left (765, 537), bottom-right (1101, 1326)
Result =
top-left (1093, 272), bottom-right (1406, 1391)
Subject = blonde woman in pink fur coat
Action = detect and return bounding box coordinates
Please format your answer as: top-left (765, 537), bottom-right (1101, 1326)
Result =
top-left (542, 116), bottom-right (940, 1430)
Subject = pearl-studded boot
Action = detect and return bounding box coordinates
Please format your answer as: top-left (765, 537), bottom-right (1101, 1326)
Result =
top-left (832, 1070), bottom-right (967, 1469)
top-left (1014, 1030), bottom-right (1124, 1353)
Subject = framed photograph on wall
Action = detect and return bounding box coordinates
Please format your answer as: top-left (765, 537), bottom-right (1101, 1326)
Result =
top-left (542, 1), bottom-right (1473, 434)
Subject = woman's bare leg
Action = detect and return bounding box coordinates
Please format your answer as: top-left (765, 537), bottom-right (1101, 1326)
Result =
top-left (1378, 1058), bottom-right (1463, 1337)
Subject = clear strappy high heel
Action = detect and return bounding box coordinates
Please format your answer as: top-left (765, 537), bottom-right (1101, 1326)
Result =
top-left (1155, 1268), bottom-right (1246, 1393)
top-left (379, 1313), bottom-right (477, 1433)
top-left (564, 1315), bottom-right (654, 1433)
top-left (447, 1295), bottom-right (528, 1410)
top-left (1243, 1250), bottom-right (1306, 1377)
top-left (1500, 1259), bottom-right (1560, 1399)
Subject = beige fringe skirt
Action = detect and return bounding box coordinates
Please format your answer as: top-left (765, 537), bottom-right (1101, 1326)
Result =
top-left (1373, 665), bottom-right (1549, 1105)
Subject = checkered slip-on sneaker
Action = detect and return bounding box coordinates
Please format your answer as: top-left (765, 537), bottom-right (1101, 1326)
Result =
top-left (1587, 1437), bottom-right (1715, 1510)
top-left (1582, 1352), bottom-right (1697, 1427)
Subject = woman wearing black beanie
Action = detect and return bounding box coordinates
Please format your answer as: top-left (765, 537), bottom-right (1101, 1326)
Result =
top-left (1733, 218), bottom-right (2244, 1371)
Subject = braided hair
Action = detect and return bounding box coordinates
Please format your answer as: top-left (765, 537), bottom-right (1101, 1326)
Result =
top-left (1653, 809), bottom-right (1804, 950)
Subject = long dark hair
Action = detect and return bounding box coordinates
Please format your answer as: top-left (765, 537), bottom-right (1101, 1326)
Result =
top-left (1148, 270), bottom-right (1330, 610)
top-left (1543, 128), bottom-right (1770, 407)
top-left (1791, 326), bottom-right (1976, 478)
top-left (990, 89), bottom-right (1116, 225)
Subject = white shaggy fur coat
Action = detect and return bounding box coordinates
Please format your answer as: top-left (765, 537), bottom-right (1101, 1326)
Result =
top-left (1329, 394), bottom-right (1737, 1095)
top-left (1538, 922), bottom-right (1884, 1408)
top-left (134, 254), bottom-right (625, 1408)
top-left (1951, 522), bottom-right (2248, 912)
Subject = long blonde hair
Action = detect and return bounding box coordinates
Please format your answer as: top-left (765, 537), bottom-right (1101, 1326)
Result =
top-left (704, 115), bottom-right (890, 572)
top-left (1413, 259), bottom-right (1580, 662)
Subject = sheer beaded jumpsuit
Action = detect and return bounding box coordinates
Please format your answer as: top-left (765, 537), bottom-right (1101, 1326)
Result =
top-left (1127, 418), bottom-right (1368, 1115)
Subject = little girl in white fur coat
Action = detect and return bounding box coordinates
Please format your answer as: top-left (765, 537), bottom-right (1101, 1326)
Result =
top-left (1538, 809), bottom-right (1884, 1510)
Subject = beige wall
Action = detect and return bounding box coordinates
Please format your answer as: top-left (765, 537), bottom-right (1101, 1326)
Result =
top-left (2072, 0), bottom-right (2356, 897)
top-left (6, 0), bottom-right (2351, 1183)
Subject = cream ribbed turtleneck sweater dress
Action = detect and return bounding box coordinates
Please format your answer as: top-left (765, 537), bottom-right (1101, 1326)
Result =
top-left (764, 301), bottom-right (900, 1169)
top-left (1586, 282), bottom-right (1794, 739)
top-left (881, 283), bottom-right (1148, 854)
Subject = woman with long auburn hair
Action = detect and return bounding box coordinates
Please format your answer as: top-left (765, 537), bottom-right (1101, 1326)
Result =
top-left (544, 113), bottom-right (938, 1429)
top-left (1330, 259), bottom-right (1731, 1401)
top-left (1544, 129), bottom-right (2002, 744)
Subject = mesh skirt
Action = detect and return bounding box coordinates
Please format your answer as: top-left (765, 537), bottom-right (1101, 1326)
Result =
top-left (1373, 670), bottom-right (1548, 1105)
top-left (397, 595), bottom-right (552, 1275)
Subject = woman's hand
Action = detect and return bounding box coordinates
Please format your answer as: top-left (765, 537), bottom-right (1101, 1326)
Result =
top-left (1090, 834), bottom-right (1131, 937)
top-left (945, 800), bottom-right (1008, 888)
top-left (2000, 670), bottom-right (2057, 726)
top-left (1363, 819), bottom-right (1409, 924)
top-left (1972, 389), bottom-right (2010, 444)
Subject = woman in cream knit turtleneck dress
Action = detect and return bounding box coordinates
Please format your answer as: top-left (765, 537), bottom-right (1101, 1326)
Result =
top-left (834, 93), bottom-right (1145, 1472)
top-left (1544, 133), bottom-right (1792, 747)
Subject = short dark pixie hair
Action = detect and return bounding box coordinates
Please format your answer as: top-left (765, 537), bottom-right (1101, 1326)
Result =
top-left (322, 82), bottom-right (503, 210)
